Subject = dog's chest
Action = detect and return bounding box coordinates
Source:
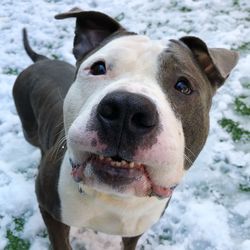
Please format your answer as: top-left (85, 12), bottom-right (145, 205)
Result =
top-left (58, 152), bottom-right (169, 236)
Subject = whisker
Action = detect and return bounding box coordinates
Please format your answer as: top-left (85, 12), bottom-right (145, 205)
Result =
top-left (50, 127), bottom-right (67, 161)
top-left (184, 154), bottom-right (193, 165)
top-left (56, 87), bottom-right (64, 103)
top-left (185, 146), bottom-right (196, 158)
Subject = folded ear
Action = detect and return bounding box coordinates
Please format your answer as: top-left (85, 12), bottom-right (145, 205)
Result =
top-left (180, 36), bottom-right (239, 88)
top-left (55, 7), bottom-right (126, 62)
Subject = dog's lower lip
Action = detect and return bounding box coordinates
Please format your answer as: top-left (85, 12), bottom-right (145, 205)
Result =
top-left (150, 184), bottom-right (177, 199)
top-left (69, 155), bottom-right (176, 198)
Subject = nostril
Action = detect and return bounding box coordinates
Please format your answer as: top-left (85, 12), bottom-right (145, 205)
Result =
top-left (131, 112), bottom-right (157, 129)
top-left (98, 102), bottom-right (120, 121)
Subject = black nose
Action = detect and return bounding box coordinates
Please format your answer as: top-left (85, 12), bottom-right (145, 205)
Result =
top-left (97, 91), bottom-right (159, 136)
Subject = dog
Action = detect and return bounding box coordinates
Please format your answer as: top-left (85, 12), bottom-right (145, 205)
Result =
top-left (13, 7), bottom-right (239, 250)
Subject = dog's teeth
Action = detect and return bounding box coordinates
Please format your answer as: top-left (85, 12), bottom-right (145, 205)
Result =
top-left (121, 160), bottom-right (126, 166)
top-left (99, 155), bottom-right (104, 160)
top-left (111, 162), bottom-right (115, 166)
top-left (129, 162), bottom-right (135, 168)
top-left (107, 157), bottom-right (112, 161)
top-left (116, 162), bottom-right (121, 167)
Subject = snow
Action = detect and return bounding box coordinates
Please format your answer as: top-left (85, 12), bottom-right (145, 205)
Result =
top-left (0, 0), bottom-right (249, 249)
top-left (233, 200), bottom-right (250, 217)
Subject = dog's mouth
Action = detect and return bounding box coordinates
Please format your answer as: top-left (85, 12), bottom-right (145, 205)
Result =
top-left (70, 154), bottom-right (177, 199)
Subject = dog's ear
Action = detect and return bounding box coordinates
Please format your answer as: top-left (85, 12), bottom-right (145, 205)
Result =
top-left (180, 36), bottom-right (239, 88)
top-left (55, 7), bottom-right (126, 62)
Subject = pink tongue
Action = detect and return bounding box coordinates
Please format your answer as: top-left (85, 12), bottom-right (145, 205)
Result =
top-left (152, 184), bottom-right (173, 198)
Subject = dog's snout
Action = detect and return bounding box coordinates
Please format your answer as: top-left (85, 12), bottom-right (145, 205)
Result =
top-left (97, 91), bottom-right (158, 135)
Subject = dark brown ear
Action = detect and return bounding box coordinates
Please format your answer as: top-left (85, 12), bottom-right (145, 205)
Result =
top-left (180, 36), bottom-right (239, 87)
top-left (55, 7), bottom-right (126, 62)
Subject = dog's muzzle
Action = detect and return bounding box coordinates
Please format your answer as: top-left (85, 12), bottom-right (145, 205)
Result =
top-left (68, 91), bottom-right (177, 198)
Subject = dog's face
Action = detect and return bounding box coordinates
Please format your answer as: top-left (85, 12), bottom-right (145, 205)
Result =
top-left (57, 8), bottom-right (238, 199)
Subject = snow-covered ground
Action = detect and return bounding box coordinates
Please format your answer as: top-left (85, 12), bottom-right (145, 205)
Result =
top-left (0, 0), bottom-right (249, 249)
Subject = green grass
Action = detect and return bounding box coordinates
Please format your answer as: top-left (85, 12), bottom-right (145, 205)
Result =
top-left (3, 67), bottom-right (19, 75)
top-left (115, 12), bottom-right (125, 22)
top-left (5, 218), bottom-right (30, 250)
top-left (219, 118), bottom-right (250, 142)
top-left (158, 228), bottom-right (173, 243)
top-left (233, 0), bottom-right (240, 7)
top-left (235, 97), bottom-right (250, 116)
top-left (237, 42), bottom-right (250, 53)
top-left (219, 77), bottom-right (250, 142)
top-left (239, 183), bottom-right (250, 192)
top-left (179, 6), bottom-right (192, 12)
top-left (51, 54), bottom-right (60, 60)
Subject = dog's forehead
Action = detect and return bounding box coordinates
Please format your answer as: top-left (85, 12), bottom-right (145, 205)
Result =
top-left (81, 35), bottom-right (169, 69)
top-left (105, 35), bottom-right (168, 52)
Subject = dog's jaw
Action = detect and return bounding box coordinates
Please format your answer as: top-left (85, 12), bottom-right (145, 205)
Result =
top-left (58, 151), bottom-right (170, 236)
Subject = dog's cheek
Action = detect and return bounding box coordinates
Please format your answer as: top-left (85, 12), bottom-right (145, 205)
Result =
top-left (63, 84), bottom-right (84, 135)
top-left (134, 117), bottom-right (185, 186)
top-left (68, 124), bottom-right (108, 153)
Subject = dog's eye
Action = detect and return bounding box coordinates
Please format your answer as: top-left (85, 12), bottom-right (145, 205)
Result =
top-left (90, 61), bottom-right (106, 75)
top-left (175, 78), bottom-right (193, 95)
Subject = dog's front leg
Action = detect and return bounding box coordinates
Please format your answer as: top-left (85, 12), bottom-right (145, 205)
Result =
top-left (39, 206), bottom-right (71, 250)
top-left (122, 235), bottom-right (141, 250)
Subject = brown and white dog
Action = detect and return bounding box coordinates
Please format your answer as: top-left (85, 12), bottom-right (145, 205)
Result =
top-left (13, 7), bottom-right (239, 250)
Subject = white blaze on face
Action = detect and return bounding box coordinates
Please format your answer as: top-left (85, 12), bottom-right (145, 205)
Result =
top-left (63, 35), bottom-right (185, 192)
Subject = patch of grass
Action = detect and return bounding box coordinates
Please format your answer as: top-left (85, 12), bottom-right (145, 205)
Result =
top-left (239, 184), bottom-right (250, 192)
top-left (237, 42), bottom-right (250, 52)
top-left (38, 230), bottom-right (48, 238)
top-left (3, 67), bottom-right (19, 75)
top-left (115, 12), bottom-right (125, 22)
top-left (51, 54), bottom-right (60, 60)
top-left (5, 218), bottom-right (30, 250)
top-left (158, 228), bottom-right (172, 243)
top-left (233, 0), bottom-right (240, 7)
top-left (219, 118), bottom-right (250, 142)
top-left (219, 78), bottom-right (250, 142)
top-left (235, 97), bottom-right (250, 116)
top-left (179, 6), bottom-right (192, 12)
top-left (44, 43), bottom-right (53, 49)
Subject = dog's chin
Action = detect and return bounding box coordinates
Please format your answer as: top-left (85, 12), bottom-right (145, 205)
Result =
top-left (70, 153), bottom-right (177, 199)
